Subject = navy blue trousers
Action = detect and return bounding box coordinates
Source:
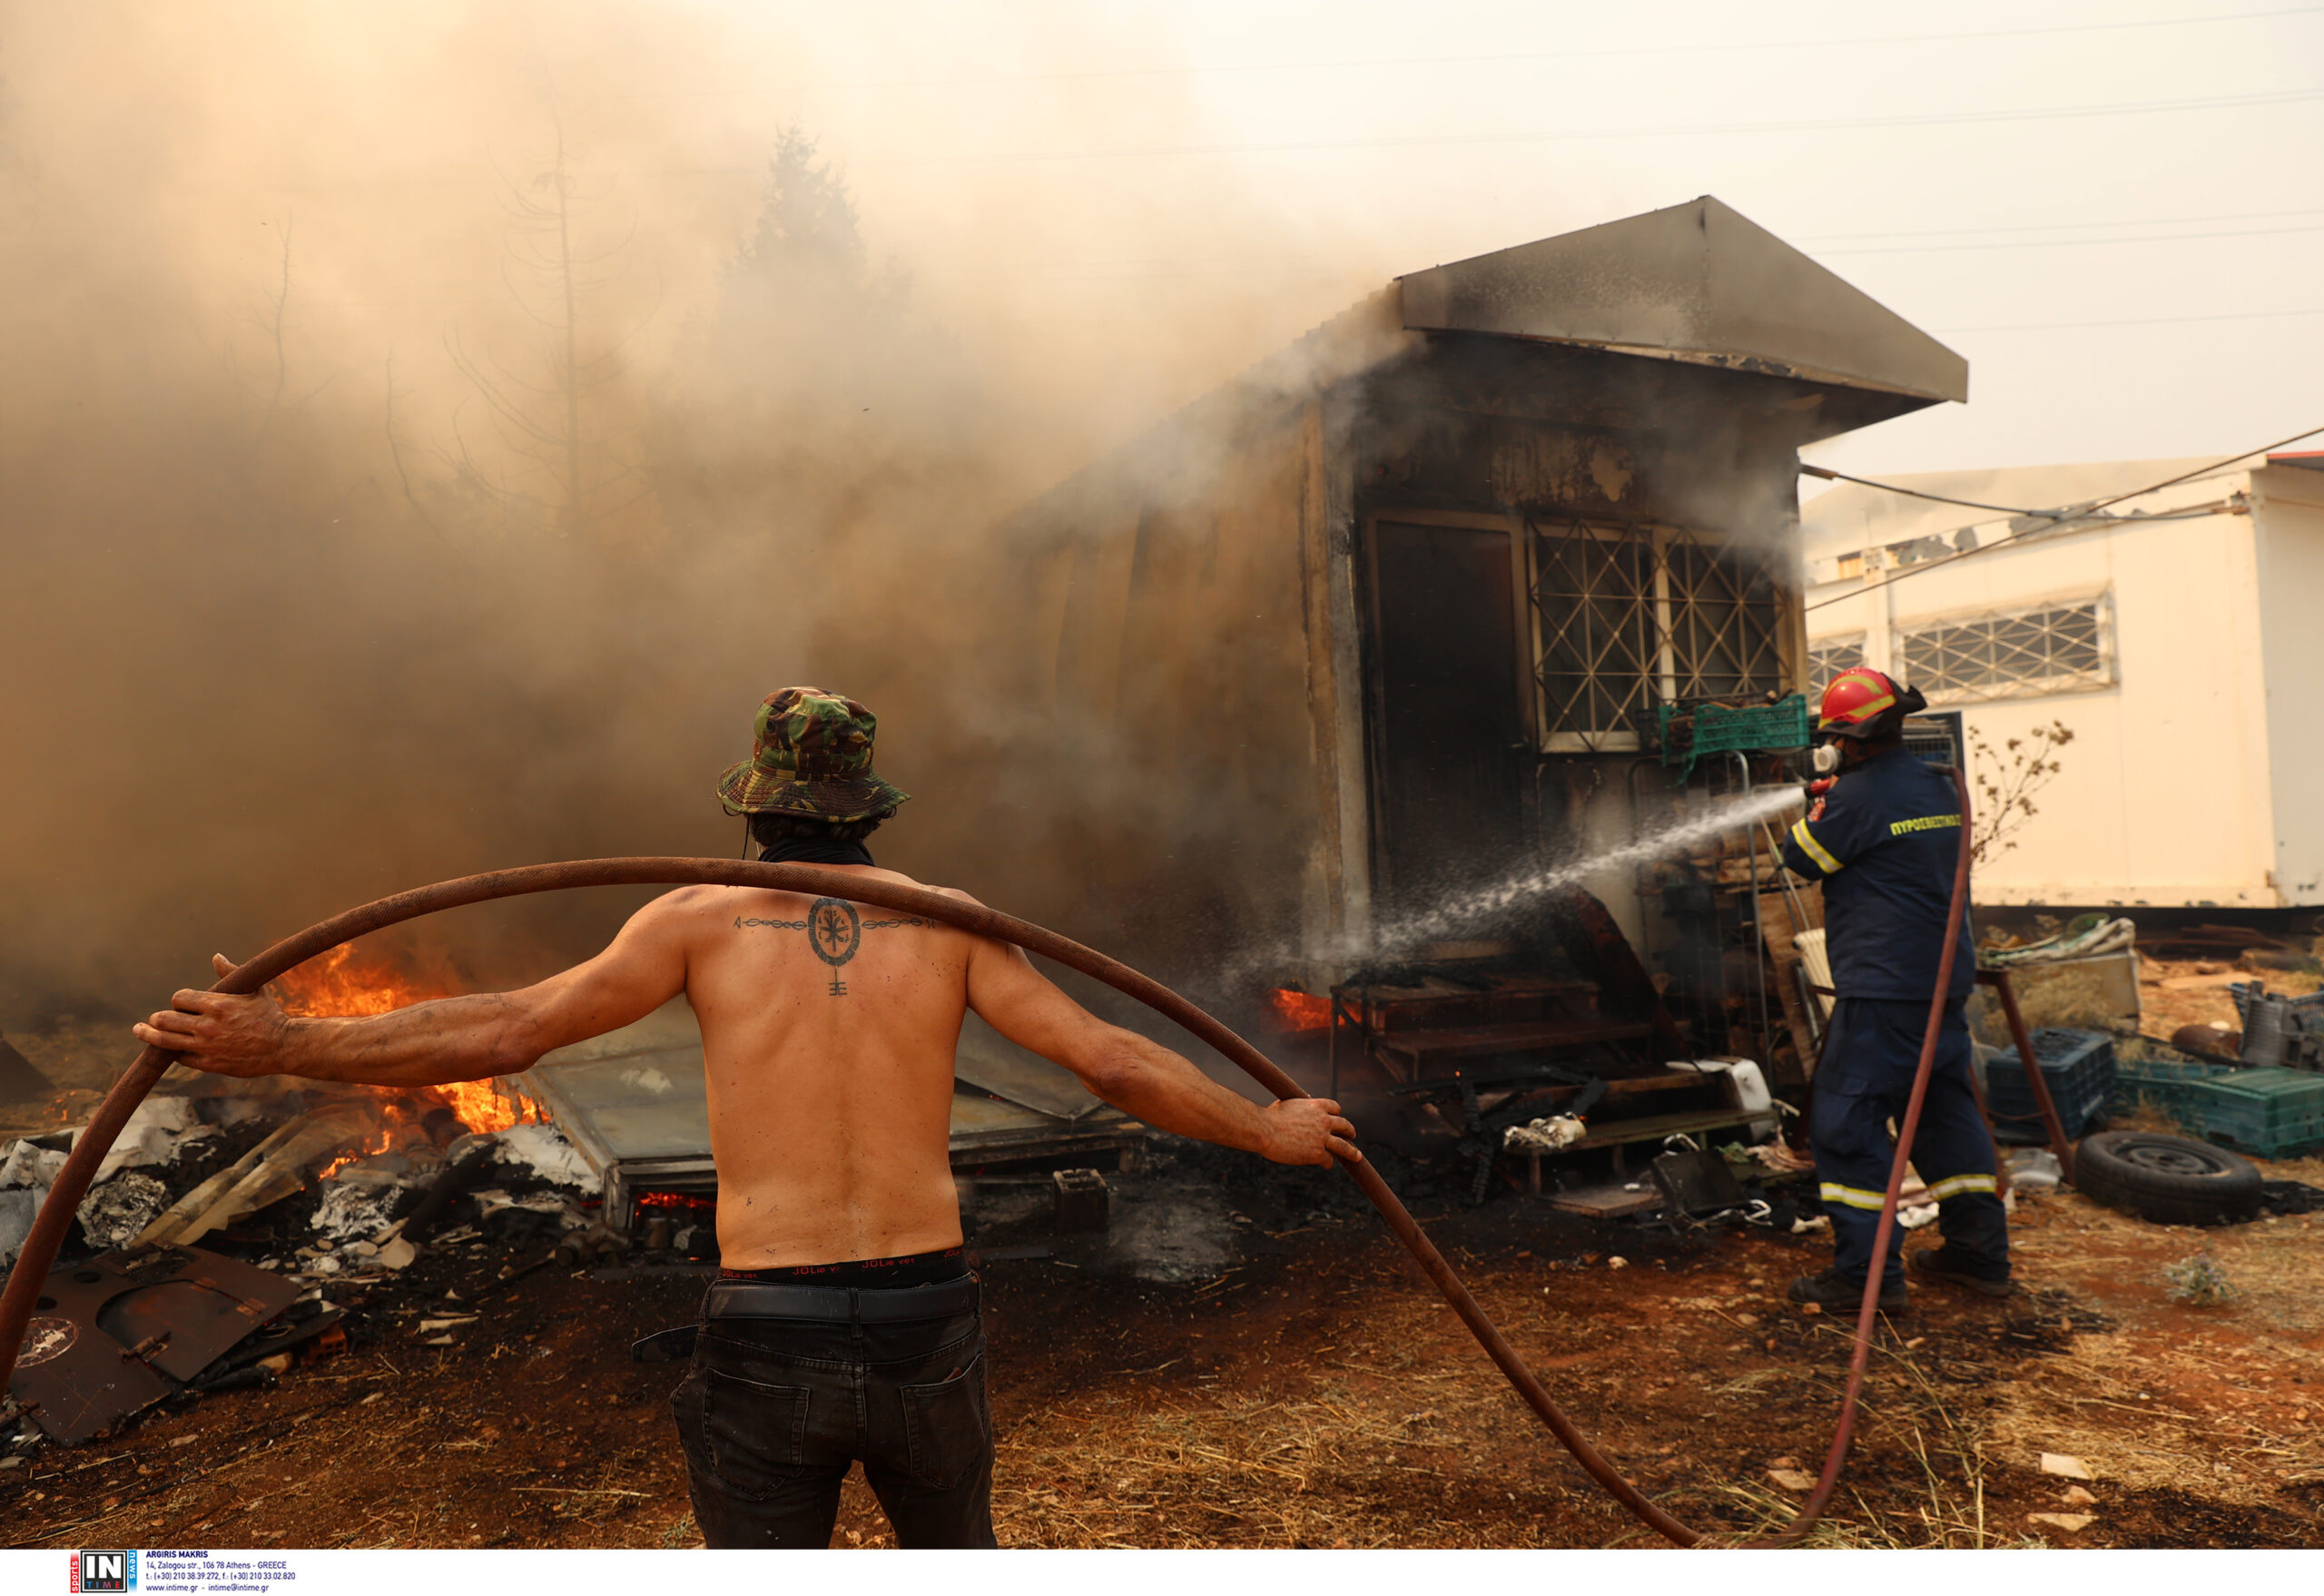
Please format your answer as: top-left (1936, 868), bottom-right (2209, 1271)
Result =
top-left (1810, 998), bottom-right (2010, 1284)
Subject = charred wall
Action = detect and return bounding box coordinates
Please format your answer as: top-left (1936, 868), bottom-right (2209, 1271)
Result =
top-left (966, 325), bottom-right (1832, 1015)
top-left (974, 390), bottom-right (1325, 1020)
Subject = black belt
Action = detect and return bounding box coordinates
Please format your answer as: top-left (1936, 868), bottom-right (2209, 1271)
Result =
top-left (704, 1273), bottom-right (980, 1325)
top-left (630, 1272), bottom-right (980, 1363)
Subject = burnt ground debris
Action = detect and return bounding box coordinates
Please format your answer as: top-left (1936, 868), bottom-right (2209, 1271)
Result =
top-left (4, 1125), bottom-right (2322, 1550)
top-left (5, 942), bottom-right (2323, 1548)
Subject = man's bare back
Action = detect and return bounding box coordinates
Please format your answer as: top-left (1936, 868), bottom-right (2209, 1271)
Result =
top-left (136, 863), bottom-right (1357, 1268)
top-left (134, 685), bottom-right (1359, 1551)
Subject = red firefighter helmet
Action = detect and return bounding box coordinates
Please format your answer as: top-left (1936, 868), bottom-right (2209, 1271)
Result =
top-left (1816, 667), bottom-right (1923, 740)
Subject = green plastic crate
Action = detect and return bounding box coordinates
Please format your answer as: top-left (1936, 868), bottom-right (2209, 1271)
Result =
top-left (2113, 1060), bottom-right (2324, 1158)
top-left (1657, 693), bottom-right (1811, 774)
top-left (2186, 1067), bottom-right (2324, 1160)
top-left (2108, 1057), bottom-right (2231, 1123)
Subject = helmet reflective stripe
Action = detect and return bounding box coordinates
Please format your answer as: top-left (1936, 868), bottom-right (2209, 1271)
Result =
top-left (1817, 667), bottom-right (1901, 734)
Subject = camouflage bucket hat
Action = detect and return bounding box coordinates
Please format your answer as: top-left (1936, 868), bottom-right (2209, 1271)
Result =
top-left (715, 686), bottom-right (911, 823)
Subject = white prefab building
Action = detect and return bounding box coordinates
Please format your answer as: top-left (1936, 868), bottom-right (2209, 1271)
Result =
top-left (1800, 452), bottom-right (2324, 909)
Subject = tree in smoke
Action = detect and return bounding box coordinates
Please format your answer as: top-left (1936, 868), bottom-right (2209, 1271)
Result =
top-left (731, 124), bottom-right (901, 318)
top-left (650, 125), bottom-right (990, 571)
top-left (445, 127), bottom-right (659, 543)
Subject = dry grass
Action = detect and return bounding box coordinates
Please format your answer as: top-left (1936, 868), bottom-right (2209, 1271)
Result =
top-left (984, 1338), bottom-right (1604, 1547)
top-left (1984, 1180), bottom-right (2324, 1517)
top-left (2019, 965), bottom-right (2132, 1032)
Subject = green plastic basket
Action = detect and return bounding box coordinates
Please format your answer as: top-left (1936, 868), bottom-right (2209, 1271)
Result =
top-left (2108, 1058), bottom-right (2231, 1122)
top-left (2111, 1060), bottom-right (2324, 1159)
top-left (1657, 693), bottom-right (1811, 775)
top-left (2187, 1067), bottom-right (2324, 1160)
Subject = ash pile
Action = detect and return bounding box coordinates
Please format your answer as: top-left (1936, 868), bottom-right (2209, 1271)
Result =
top-left (1, 1070), bottom-right (612, 1457)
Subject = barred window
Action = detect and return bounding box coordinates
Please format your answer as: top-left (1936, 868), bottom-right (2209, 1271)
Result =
top-left (1807, 634), bottom-right (1866, 683)
top-left (1894, 595), bottom-right (2114, 703)
top-left (1527, 520), bottom-right (1785, 750)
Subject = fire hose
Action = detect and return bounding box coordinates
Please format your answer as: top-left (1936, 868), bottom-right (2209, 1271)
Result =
top-left (0, 771), bottom-right (1982, 1546)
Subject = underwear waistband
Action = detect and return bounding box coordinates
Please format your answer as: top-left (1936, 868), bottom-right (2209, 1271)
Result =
top-left (720, 1244), bottom-right (966, 1290)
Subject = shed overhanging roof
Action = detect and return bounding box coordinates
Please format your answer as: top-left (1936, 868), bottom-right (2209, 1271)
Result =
top-left (1397, 196), bottom-right (1968, 407)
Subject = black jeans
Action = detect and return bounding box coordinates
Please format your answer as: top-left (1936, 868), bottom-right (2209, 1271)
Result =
top-left (670, 1283), bottom-right (997, 1549)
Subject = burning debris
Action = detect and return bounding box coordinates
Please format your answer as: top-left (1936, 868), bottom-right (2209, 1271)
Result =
top-left (0, 950), bottom-right (603, 1456)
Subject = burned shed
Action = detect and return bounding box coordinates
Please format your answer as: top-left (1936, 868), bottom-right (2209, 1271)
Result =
top-left (973, 197), bottom-right (1965, 1089)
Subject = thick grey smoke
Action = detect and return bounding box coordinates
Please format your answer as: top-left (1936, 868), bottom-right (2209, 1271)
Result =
top-left (0, 7), bottom-right (1384, 1029)
top-left (0, 5), bottom-right (1394, 1031)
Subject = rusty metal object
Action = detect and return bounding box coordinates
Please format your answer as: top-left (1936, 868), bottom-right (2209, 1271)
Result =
top-left (0, 852), bottom-right (1977, 1546)
top-left (1976, 967), bottom-right (2079, 1184)
top-left (2170, 1022), bottom-right (2240, 1060)
top-left (11, 1244), bottom-right (298, 1444)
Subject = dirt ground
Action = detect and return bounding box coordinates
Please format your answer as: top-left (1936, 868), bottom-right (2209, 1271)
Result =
top-left (6, 1134), bottom-right (2321, 1552)
top-left (7, 947), bottom-right (2321, 1551)
top-left (2132, 952), bottom-right (2319, 1047)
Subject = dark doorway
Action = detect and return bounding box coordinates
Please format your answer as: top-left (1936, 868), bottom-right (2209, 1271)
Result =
top-left (1367, 520), bottom-right (1529, 927)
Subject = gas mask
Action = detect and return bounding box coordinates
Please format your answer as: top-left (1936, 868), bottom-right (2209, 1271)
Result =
top-left (1811, 741), bottom-right (1843, 775)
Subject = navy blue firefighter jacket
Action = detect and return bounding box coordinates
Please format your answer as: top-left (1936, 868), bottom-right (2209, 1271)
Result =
top-left (1778, 747), bottom-right (1974, 1003)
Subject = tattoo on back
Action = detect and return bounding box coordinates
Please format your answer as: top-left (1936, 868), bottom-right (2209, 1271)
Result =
top-left (733, 902), bottom-right (929, 997)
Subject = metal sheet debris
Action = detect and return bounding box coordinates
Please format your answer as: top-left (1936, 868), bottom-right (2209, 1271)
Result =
top-left (0, 1031), bottom-right (51, 1102)
top-left (7, 1245), bottom-right (300, 1445)
top-left (954, 1014), bottom-right (1103, 1119)
top-left (526, 1001), bottom-right (1137, 1227)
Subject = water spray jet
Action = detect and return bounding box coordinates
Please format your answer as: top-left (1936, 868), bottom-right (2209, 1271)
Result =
top-left (1369, 786), bottom-right (1807, 960)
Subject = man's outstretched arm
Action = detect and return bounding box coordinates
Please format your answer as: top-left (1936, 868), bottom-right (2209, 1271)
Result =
top-left (132, 892), bottom-right (694, 1089)
top-left (959, 902), bottom-right (1357, 1168)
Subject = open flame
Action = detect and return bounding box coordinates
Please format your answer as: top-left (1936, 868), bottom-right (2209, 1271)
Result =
top-left (273, 943), bottom-right (453, 1018)
top-left (1265, 988), bottom-right (1333, 1035)
top-left (319, 1127), bottom-right (395, 1181)
top-left (275, 944), bottom-right (542, 1146)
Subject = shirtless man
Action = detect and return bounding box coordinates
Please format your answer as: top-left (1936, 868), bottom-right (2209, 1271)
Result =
top-left (136, 685), bottom-right (1356, 1550)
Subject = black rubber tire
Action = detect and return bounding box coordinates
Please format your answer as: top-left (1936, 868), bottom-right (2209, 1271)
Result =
top-left (2073, 1130), bottom-right (2263, 1226)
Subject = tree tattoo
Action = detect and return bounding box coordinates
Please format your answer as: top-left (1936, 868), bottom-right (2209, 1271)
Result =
top-left (734, 903), bottom-right (929, 997)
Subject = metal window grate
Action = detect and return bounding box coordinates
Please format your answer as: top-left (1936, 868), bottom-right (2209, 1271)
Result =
top-left (1663, 536), bottom-right (1785, 701)
top-left (1807, 633), bottom-right (1866, 683)
top-left (1895, 596), bottom-right (2113, 704)
top-left (1527, 519), bottom-right (1786, 750)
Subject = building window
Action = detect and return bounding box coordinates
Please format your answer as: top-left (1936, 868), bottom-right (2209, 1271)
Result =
top-left (1807, 634), bottom-right (1866, 683)
top-left (1527, 520), bottom-right (1786, 751)
top-left (1894, 594), bottom-right (2114, 703)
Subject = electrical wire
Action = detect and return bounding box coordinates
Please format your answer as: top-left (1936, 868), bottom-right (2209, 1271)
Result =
top-left (1798, 466), bottom-right (2039, 515)
top-left (588, 6), bottom-right (2324, 98)
top-left (1939, 306), bottom-right (2324, 333)
top-left (1817, 222), bottom-right (2324, 256)
top-left (858, 86), bottom-right (2324, 168)
top-left (1795, 204), bottom-right (2324, 244)
top-left (1803, 423), bottom-right (2324, 614)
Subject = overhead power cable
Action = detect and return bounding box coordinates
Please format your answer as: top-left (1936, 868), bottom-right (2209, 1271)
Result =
top-left (592, 6), bottom-right (2324, 98)
top-left (859, 85), bottom-right (2323, 167)
top-left (1801, 422), bottom-right (2324, 614)
top-left (1817, 221), bottom-right (2324, 256)
top-left (1939, 306), bottom-right (2324, 333)
top-left (1795, 204), bottom-right (2324, 245)
top-left (1797, 467), bottom-right (2040, 515)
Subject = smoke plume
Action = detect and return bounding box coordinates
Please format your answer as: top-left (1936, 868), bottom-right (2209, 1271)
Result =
top-left (0, 5), bottom-right (1386, 1028)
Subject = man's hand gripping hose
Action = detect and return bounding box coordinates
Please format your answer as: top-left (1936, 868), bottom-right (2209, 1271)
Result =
top-left (0, 781), bottom-right (1973, 1547)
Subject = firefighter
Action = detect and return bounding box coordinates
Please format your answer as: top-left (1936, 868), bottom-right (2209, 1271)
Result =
top-left (1777, 668), bottom-right (2012, 1308)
